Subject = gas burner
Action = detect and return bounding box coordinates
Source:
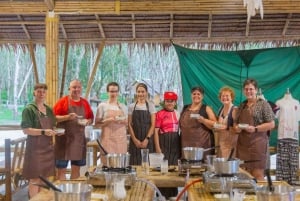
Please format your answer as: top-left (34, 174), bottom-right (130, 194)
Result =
top-left (180, 158), bottom-right (203, 164)
top-left (101, 166), bottom-right (134, 173)
top-left (214, 173), bottom-right (235, 177)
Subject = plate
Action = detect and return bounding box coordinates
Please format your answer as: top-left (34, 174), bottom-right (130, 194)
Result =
top-left (78, 119), bottom-right (88, 126)
top-left (238, 123), bottom-right (249, 129)
top-left (213, 123), bottom-right (224, 129)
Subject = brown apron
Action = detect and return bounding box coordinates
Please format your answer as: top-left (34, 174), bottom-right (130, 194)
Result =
top-left (55, 97), bottom-right (86, 161)
top-left (23, 109), bottom-right (55, 179)
top-left (236, 104), bottom-right (268, 169)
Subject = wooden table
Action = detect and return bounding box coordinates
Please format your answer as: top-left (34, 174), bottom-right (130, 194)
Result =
top-left (30, 179), bottom-right (154, 201)
top-left (187, 180), bottom-right (300, 201)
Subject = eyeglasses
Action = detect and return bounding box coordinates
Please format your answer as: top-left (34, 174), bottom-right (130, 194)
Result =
top-left (108, 91), bottom-right (119, 93)
top-left (244, 88), bottom-right (255, 91)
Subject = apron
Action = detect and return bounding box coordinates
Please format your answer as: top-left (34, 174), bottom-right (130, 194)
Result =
top-left (100, 104), bottom-right (127, 164)
top-left (159, 131), bottom-right (181, 165)
top-left (23, 107), bottom-right (55, 179)
top-left (180, 105), bottom-right (214, 160)
top-left (129, 102), bottom-right (154, 165)
top-left (55, 97), bottom-right (86, 161)
top-left (236, 103), bottom-right (268, 169)
top-left (217, 105), bottom-right (238, 158)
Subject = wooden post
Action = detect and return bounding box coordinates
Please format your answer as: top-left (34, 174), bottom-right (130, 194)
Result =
top-left (45, 11), bottom-right (59, 107)
top-left (5, 139), bottom-right (11, 201)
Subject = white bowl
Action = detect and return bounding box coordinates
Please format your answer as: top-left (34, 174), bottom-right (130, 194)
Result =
top-left (54, 128), bottom-right (65, 135)
top-left (190, 114), bottom-right (201, 119)
top-left (78, 118), bottom-right (88, 126)
top-left (238, 123), bottom-right (249, 129)
top-left (115, 116), bottom-right (126, 121)
top-left (213, 123), bottom-right (224, 129)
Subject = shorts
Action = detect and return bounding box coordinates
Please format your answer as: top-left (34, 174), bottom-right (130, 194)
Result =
top-left (55, 159), bottom-right (86, 168)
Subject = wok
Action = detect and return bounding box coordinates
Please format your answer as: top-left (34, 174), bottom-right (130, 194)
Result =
top-left (182, 146), bottom-right (218, 161)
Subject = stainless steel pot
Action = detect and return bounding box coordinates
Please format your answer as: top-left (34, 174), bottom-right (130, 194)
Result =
top-left (106, 153), bottom-right (130, 168)
top-left (256, 185), bottom-right (296, 201)
top-left (54, 183), bottom-right (93, 201)
top-left (182, 147), bottom-right (216, 161)
top-left (213, 157), bottom-right (240, 175)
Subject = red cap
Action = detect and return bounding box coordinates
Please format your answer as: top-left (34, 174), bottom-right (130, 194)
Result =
top-left (164, 91), bottom-right (178, 100)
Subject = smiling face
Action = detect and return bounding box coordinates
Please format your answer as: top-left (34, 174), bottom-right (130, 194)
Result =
top-left (34, 87), bottom-right (47, 102)
top-left (164, 99), bottom-right (176, 111)
top-left (108, 85), bottom-right (119, 100)
top-left (136, 86), bottom-right (148, 101)
top-left (69, 80), bottom-right (82, 100)
top-left (220, 91), bottom-right (233, 105)
top-left (243, 83), bottom-right (257, 100)
top-left (191, 89), bottom-right (203, 104)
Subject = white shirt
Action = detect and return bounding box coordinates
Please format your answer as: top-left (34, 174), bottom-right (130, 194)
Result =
top-left (275, 93), bottom-right (300, 140)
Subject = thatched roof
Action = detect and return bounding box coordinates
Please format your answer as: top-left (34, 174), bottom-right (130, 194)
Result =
top-left (0, 0), bottom-right (300, 46)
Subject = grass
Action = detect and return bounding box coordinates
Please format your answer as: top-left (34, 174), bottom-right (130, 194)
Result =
top-left (0, 104), bottom-right (23, 125)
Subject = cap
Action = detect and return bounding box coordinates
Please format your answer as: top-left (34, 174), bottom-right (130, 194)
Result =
top-left (164, 91), bottom-right (178, 100)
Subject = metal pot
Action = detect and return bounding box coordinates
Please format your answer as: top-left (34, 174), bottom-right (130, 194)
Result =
top-left (106, 153), bottom-right (130, 168)
top-left (54, 183), bottom-right (93, 201)
top-left (182, 147), bottom-right (216, 161)
top-left (256, 185), bottom-right (296, 201)
top-left (213, 157), bottom-right (240, 175)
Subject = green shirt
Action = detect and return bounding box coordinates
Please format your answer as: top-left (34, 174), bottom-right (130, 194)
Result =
top-left (21, 102), bottom-right (56, 129)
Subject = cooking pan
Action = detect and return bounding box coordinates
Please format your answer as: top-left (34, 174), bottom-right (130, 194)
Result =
top-left (182, 146), bottom-right (218, 161)
top-left (106, 153), bottom-right (130, 168)
top-left (213, 158), bottom-right (260, 175)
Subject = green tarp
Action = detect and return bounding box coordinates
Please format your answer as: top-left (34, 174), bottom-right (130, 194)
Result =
top-left (174, 44), bottom-right (300, 146)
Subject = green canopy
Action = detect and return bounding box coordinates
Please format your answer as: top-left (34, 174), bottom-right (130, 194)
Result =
top-left (174, 44), bottom-right (300, 146)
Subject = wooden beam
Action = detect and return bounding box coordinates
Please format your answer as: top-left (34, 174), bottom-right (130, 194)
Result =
top-left (17, 15), bottom-right (31, 40)
top-left (131, 14), bottom-right (136, 39)
top-left (208, 13), bottom-right (212, 38)
top-left (85, 41), bottom-right (105, 99)
top-left (95, 14), bottom-right (106, 39)
top-left (60, 23), bottom-right (68, 39)
top-left (44, 0), bottom-right (55, 11)
top-left (1, 1), bottom-right (300, 15)
top-left (245, 19), bottom-right (250, 37)
top-left (170, 13), bottom-right (173, 39)
top-left (59, 41), bottom-right (69, 98)
top-left (28, 42), bottom-right (39, 83)
top-left (282, 13), bottom-right (292, 36)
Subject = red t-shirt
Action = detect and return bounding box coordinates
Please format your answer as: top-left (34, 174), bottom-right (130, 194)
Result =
top-left (53, 96), bottom-right (94, 120)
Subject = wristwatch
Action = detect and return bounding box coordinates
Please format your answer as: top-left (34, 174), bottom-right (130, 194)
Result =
top-left (41, 130), bottom-right (45, 135)
top-left (146, 136), bottom-right (150, 140)
top-left (255, 127), bottom-right (258, 133)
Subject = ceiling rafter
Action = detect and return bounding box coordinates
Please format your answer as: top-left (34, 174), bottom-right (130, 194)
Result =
top-left (131, 14), bottom-right (136, 40)
top-left (170, 13), bottom-right (173, 39)
top-left (208, 13), bottom-right (212, 38)
top-left (60, 23), bottom-right (68, 39)
top-left (95, 14), bottom-right (106, 39)
top-left (17, 15), bottom-right (31, 40)
top-left (44, 0), bottom-right (55, 11)
top-left (282, 13), bottom-right (292, 36)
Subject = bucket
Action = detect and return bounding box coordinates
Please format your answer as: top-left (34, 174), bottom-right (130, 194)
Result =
top-left (54, 183), bottom-right (93, 201)
top-left (256, 185), bottom-right (296, 201)
top-left (149, 153), bottom-right (164, 168)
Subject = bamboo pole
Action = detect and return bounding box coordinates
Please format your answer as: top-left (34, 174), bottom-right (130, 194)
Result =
top-left (85, 41), bottom-right (105, 99)
top-left (60, 41), bottom-right (69, 98)
top-left (45, 11), bottom-right (59, 107)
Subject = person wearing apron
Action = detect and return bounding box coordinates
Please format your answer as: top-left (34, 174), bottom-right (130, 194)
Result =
top-left (234, 78), bottom-right (275, 181)
top-left (53, 79), bottom-right (94, 180)
top-left (214, 86), bottom-right (238, 158)
top-left (128, 83), bottom-right (156, 165)
top-left (154, 91), bottom-right (180, 199)
top-left (95, 82), bottom-right (128, 165)
top-left (179, 86), bottom-right (217, 160)
top-left (21, 83), bottom-right (57, 198)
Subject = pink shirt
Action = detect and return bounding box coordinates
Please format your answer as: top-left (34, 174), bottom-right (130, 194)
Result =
top-left (155, 109), bottom-right (179, 134)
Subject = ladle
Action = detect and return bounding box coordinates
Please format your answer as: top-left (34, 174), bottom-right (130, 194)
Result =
top-left (39, 175), bottom-right (62, 192)
top-left (96, 139), bottom-right (108, 155)
top-left (265, 169), bottom-right (275, 192)
top-left (227, 148), bottom-right (234, 161)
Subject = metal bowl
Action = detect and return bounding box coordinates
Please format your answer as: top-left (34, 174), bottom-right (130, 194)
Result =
top-left (106, 153), bottom-right (130, 168)
top-left (54, 183), bottom-right (93, 201)
top-left (182, 147), bottom-right (204, 161)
